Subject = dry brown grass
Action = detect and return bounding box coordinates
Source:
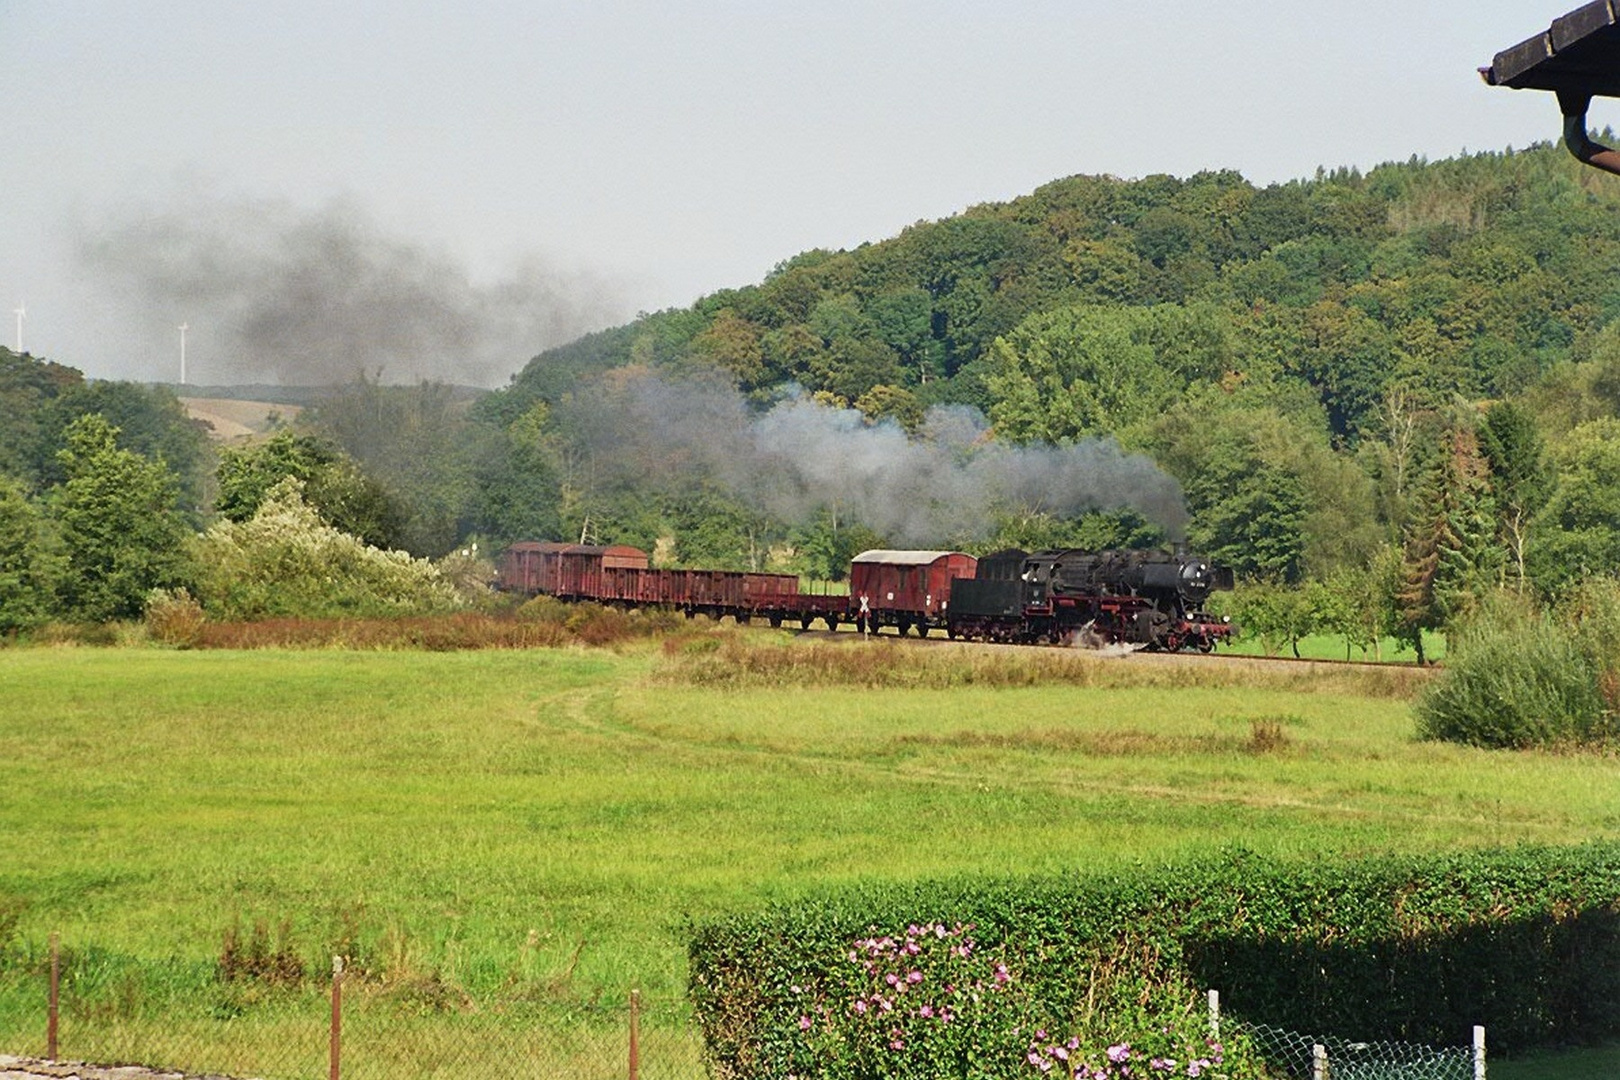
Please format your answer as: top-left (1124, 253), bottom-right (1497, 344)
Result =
top-left (191, 605), bottom-right (687, 651)
top-left (653, 633), bottom-right (1429, 699)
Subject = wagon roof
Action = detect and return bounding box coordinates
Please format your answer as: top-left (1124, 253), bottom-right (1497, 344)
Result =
top-left (851, 549), bottom-right (971, 566)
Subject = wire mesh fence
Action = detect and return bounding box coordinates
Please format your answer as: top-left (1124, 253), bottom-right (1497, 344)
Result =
top-left (1239, 1021), bottom-right (1483, 1080)
top-left (0, 945), bottom-right (706, 1080)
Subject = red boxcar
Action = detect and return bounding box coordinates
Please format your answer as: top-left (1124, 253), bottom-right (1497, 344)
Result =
top-left (849, 549), bottom-right (978, 635)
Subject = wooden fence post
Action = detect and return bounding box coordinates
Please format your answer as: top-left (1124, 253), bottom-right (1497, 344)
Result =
top-left (629, 989), bottom-right (641, 1080)
top-left (1474, 1025), bottom-right (1486, 1080)
top-left (1312, 1042), bottom-right (1327, 1080)
top-left (329, 955), bottom-right (344, 1080)
top-left (1206, 988), bottom-right (1219, 1043)
top-left (47, 934), bottom-right (59, 1061)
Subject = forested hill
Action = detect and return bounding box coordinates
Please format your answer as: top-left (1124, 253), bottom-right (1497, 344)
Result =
top-left (495, 139), bottom-right (1620, 441)
top-left (472, 139), bottom-right (1620, 606)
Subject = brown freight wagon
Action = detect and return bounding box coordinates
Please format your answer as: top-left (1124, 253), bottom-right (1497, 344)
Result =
top-left (496, 543), bottom-right (649, 599)
top-left (849, 549), bottom-right (978, 636)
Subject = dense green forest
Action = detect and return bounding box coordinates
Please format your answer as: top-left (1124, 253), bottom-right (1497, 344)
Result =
top-left (7, 139), bottom-right (1620, 651)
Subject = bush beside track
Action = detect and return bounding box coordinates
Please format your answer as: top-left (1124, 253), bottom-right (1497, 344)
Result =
top-left (688, 843), bottom-right (1620, 1078)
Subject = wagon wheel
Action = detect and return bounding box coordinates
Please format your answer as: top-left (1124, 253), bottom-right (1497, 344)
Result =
top-left (769, 614), bottom-right (783, 628)
top-left (824, 614), bottom-right (840, 631)
top-left (736, 612), bottom-right (750, 626)
top-left (800, 615), bottom-right (813, 630)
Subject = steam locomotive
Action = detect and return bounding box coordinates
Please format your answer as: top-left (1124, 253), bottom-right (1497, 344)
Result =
top-left (945, 548), bottom-right (1234, 651)
top-left (496, 542), bottom-right (1234, 651)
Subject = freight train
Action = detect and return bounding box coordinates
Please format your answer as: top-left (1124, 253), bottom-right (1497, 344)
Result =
top-left (497, 541), bottom-right (1234, 651)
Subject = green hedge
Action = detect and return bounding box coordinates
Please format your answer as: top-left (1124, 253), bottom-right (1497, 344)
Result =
top-left (688, 844), bottom-right (1620, 1079)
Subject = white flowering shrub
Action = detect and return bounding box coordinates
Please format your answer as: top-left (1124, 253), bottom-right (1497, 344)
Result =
top-left (193, 478), bottom-right (462, 620)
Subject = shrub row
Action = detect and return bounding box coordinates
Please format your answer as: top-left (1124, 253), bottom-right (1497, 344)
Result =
top-left (687, 843), bottom-right (1620, 1079)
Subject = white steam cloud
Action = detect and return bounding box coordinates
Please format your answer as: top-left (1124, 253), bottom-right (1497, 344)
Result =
top-left (556, 370), bottom-right (1188, 543)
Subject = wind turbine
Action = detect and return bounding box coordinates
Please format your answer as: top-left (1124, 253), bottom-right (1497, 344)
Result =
top-left (13, 302), bottom-right (23, 353)
top-left (178, 322), bottom-right (188, 385)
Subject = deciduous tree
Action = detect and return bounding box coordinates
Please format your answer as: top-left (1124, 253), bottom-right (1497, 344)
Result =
top-left (49, 414), bottom-right (193, 622)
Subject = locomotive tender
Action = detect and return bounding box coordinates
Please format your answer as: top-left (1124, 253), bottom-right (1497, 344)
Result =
top-left (496, 541), bottom-right (1234, 651)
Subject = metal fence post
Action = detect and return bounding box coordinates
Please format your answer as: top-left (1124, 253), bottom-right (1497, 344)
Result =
top-left (1312, 1042), bottom-right (1327, 1080)
top-left (47, 933), bottom-right (59, 1061)
top-left (330, 955), bottom-right (344, 1080)
top-left (1474, 1025), bottom-right (1486, 1079)
top-left (629, 989), bottom-right (641, 1080)
top-left (1207, 988), bottom-right (1219, 1043)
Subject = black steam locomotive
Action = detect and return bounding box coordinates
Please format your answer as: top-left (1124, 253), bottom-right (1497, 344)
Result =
top-left (944, 548), bottom-right (1234, 651)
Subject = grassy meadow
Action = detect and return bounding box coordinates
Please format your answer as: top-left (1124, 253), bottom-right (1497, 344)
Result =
top-left (0, 630), bottom-right (1617, 1075)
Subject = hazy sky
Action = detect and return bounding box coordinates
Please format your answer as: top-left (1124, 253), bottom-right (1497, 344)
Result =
top-left (0, 1), bottom-right (1605, 387)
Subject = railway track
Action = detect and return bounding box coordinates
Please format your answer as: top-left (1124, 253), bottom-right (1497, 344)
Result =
top-left (782, 623), bottom-right (1437, 672)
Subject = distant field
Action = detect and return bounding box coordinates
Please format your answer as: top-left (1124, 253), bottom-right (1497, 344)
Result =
top-left (178, 397), bottom-right (302, 441)
top-left (0, 634), bottom-right (1614, 1073)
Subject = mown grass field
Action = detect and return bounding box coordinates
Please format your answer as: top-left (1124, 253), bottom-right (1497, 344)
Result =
top-left (0, 631), bottom-right (1616, 1076)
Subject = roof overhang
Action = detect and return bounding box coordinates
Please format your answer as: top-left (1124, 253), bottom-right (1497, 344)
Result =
top-left (1482, 1), bottom-right (1620, 175)
top-left (1483, 0), bottom-right (1620, 97)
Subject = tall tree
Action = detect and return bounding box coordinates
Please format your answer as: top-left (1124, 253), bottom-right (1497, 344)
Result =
top-left (0, 476), bottom-right (52, 633)
top-left (50, 414), bottom-right (193, 621)
top-left (1477, 400), bottom-right (1549, 589)
top-left (216, 430), bottom-right (405, 549)
top-left (1527, 417), bottom-right (1620, 596)
top-left (1396, 423), bottom-right (1501, 660)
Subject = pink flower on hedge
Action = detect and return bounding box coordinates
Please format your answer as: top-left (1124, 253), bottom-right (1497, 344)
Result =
top-left (851, 999), bottom-right (868, 1015)
top-left (906, 970), bottom-right (923, 984)
top-left (798, 1015), bottom-right (812, 1030)
top-left (994, 963), bottom-right (1011, 984)
top-left (1107, 1043), bottom-right (1131, 1063)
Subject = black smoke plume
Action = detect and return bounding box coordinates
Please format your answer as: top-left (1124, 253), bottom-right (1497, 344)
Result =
top-left (76, 190), bottom-right (627, 387)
